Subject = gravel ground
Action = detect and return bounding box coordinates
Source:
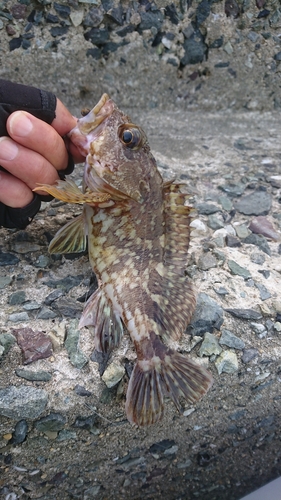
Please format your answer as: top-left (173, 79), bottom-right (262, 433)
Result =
top-left (0, 108), bottom-right (280, 500)
top-left (0, 0), bottom-right (281, 498)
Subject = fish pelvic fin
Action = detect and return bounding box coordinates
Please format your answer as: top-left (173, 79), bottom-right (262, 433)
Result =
top-left (33, 179), bottom-right (111, 205)
top-left (125, 336), bottom-right (213, 426)
top-left (79, 287), bottom-right (123, 353)
top-left (49, 213), bottom-right (87, 254)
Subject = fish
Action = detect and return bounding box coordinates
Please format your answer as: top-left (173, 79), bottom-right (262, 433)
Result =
top-left (34, 94), bottom-right (213, 426)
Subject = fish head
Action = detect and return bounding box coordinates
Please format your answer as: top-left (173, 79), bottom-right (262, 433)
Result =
top-left (68, 94), bottom-right (161, 203)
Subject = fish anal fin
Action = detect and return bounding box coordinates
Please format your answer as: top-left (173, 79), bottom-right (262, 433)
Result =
top-left (125, 336), bottom-right (213, 426)
top-left (33, 179), bottom-right (111, 205)
top-left (79, 288), bottom-right (123, 353)
top-left (49, 213), bottom-right (87, 254)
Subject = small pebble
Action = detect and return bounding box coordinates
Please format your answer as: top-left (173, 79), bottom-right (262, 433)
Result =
top-left (219, 329), bottom-right (245, 350)
top-left (235, 224), bottom-right (251, 239)
top-left (250, 252), bottom-right (265, 265)
top-left (249, 216), bottom-right (279, 241)
top-left (241, 348), bottom-right (259, 363)
top-left (102, 361), bottom-right (125, 388)
top-left (9, 312), bottom-right (30, 323)
top-left (215, 351), bottom-right (239, 374)
top-left (228, 260), bottom-right (251, 278)
top-left (199, 332), bottom-right (222, 357)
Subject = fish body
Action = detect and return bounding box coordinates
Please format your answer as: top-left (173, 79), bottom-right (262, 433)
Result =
top-left (35, 94), bottom-right (213, 426)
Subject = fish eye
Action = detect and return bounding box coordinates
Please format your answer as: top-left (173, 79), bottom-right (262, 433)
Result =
top-left (122, 130), bottom-right (133, 144)
top-left (119, 125), bottom-right (143, 150)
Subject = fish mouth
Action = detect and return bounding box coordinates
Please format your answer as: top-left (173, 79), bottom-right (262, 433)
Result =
top-left (67, 94), bottom-right (114, 156)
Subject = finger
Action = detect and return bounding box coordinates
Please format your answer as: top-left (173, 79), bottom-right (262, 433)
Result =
top-left (0, 169), bottom-right (33, 208)
top-left (0, 136), bottom-right (59, 193)
top-left (7, 111), bottom-right (69, 172)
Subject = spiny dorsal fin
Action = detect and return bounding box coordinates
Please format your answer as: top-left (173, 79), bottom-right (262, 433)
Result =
top-left (147, 183), bottom-right (196, 343)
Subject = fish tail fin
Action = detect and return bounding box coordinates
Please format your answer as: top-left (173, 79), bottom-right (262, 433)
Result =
top-left (125, 343), bottom-right (213, 426)
top-left (79, 288), bottom-right (123, 353)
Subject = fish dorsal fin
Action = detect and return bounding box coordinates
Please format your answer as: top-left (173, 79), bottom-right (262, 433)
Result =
top-left (49, 213), bottom-right (87, 254)
top-left (163, 182), bottom-right (195, 271)
top-left (151, 183), bottom-right (196, 343)
top-left (79, 287), bottom-right (124, 353)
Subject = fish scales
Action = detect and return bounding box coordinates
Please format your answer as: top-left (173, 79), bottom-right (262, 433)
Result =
top-left (34, 94), bottom-right (213, 426)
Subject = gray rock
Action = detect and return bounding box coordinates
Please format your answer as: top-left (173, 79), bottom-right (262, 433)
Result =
top-left (37, 306), bottom-right (58, 319)
top-left (34, 254), bottom-right (50, 268)
top-left (8, 291), bottom-right (26, 305)
top-left (15, 368), bottom-right (52, 382)
top-left (225, 309), bottom-right (262, 320)
top-left (9, 311), bottom-right (30, 322)
top-left (250, 322), bottom-right (266, 334)
top-left (250, 252), bottom-right (266, 265)
top-left (0, 251), bottom-right (19, 266)
top-left (0, 386), bottom-right (48, 419)
top-left (243, 234), bottom-right (271, 255)
top-left (255, 283), bottom-right (271, 301)
top-left (181, 29), bottom-right (207, 65)
top-left (235, 224), bottom-right (250, 239)
top-left (187, 293), bottom-right (224, 336)
top-left (198, 252), bottom-right (217, 270)
top-left (65, 319), bottom-right (89, 369)
top-left (219, 329), bottom-right (245, 350)
top-left (241, 348), bottom-right (259, 363)
top-left (208, 214), bottom-right (225, 230)
top-left (0, 276), bottom-right (13, 288)
top-left (215, 351), bottom-right (239, 374)
top-left (218, 195), bottom-right (233, 211)
top-left (219, 182), bottom-right (246, 197)
top-left (235, 191), bottom-right (272, 215)
top-left (57, 429), bottom-right (77, 441)
top-left (23, 301), bottom-right (41, 311)
top-left (199, 332), bottom-right (222, 356)
top-left (0, 332), bottom-right (16, 355)
top-left (196, 203), bottom-right (220, 215)
top-left (228, 260), bottom-right (251, 278)
top-left (13, 242), bottom-right (41, 253)
top-left (44, 275), bottom-right (84, 292)
top-left (35, 412), bottom-right (67, 432)
top-left (9, 419), bottom-right (28, 444)
top-left (214, 287), bottom-right (229, 296)
top-left (139, 10), bottom-right (164, 31)
top-left (44, 288), bottom-right (64, 305)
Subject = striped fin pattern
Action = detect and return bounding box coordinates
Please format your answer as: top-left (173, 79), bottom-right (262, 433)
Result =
top-left (34, 179), bottom-right (111, 205)
top-left (79, 287), bottom-right (124, 353)
top-left (126, 346), bottom-right (213, 426)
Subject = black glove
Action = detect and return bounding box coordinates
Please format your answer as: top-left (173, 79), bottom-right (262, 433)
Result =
top-left (0, 79), bottom-right (74, 229)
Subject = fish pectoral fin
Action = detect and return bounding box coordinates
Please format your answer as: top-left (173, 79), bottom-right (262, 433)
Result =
top-left (79, 287), bottom-right (123, 353)
top-left (49, 213), bottom-right (87, 254)
top-left (33, 179), bottom-right (111, 205)
top-left (125, 344), bottom-right (213, 427)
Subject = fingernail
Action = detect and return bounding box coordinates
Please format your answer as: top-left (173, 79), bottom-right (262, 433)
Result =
top-left (9, 111), bottom-right (33, 137)
top-left (0, 137), bottom-right (18, 161)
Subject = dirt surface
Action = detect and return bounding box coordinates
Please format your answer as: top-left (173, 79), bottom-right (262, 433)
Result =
top-left (0, 109), bottom-right (281, 499)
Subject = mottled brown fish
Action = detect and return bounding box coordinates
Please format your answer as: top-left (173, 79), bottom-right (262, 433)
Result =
top-left (34, 94), bottom-right (213, 426)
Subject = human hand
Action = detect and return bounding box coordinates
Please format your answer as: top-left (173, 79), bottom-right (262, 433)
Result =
top-left (0, 99), bottom-right (83, 209)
